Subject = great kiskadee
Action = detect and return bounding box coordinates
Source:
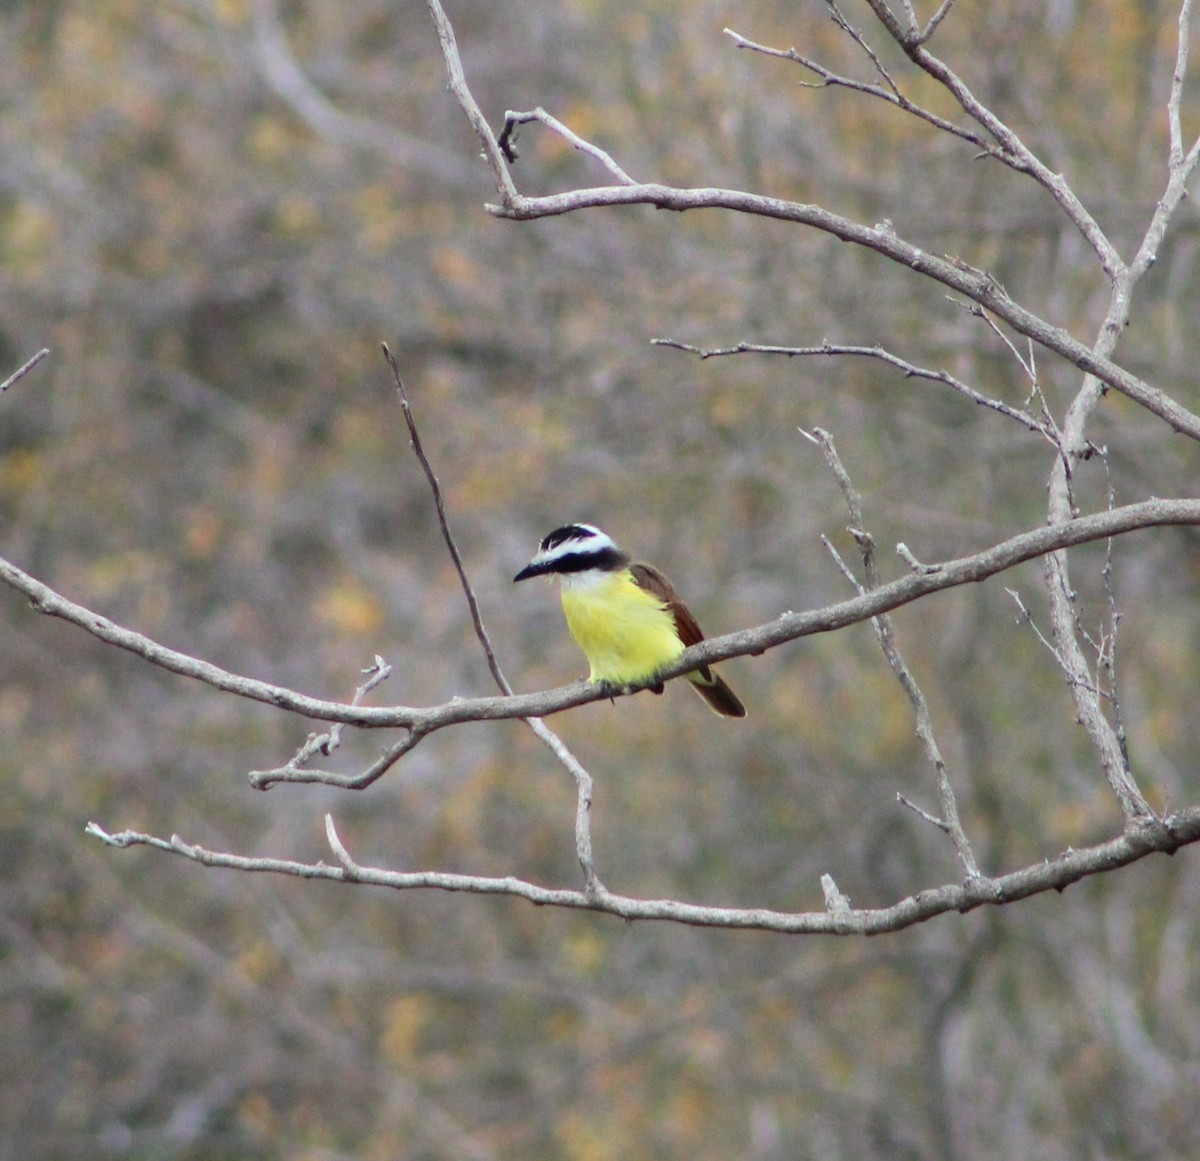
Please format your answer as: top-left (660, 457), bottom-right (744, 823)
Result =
top-left (513, 523), bottom-right (746, 718)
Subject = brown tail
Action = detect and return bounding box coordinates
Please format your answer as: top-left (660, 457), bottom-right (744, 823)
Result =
top-left (687, 667), bottom-right (746, 718)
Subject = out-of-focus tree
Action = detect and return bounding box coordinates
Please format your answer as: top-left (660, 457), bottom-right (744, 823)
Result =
top-left (3, 1), bottom-right (1200, 1159)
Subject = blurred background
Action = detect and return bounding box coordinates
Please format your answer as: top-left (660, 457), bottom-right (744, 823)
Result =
top-left (2, 1), bottom-right (1199, 1158)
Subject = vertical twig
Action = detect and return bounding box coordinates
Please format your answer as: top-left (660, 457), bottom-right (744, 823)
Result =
top-left (803, 427), bottom-right (982, 880)
top-left (423, 0), bottom-right (518, 205)
top-left (381, 347), bottom-right (605, 892)
top-left (1167, 0), bottom-right (1195, 166)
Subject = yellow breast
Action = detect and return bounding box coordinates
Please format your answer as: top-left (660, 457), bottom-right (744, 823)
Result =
top-left (559, 570), bottom-right (684, 685)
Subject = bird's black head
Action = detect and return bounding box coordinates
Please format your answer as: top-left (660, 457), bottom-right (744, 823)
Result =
top-left (514, 523), bottom-right (630, 582)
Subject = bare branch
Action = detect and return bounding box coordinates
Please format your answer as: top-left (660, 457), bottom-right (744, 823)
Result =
top-left (5, 499), bottom-right (1200, 761)
top-left (474, 183), bottom-right (1200, 439)
top-left (1128, 0), bottom-right (1200, 284)
top-left (1168, 0), bottom-right (1196, 166)
top-left (723, 27), bottom-right (997, 156)
top-left (895, 0), bottom-right (921, 37)
top-left (424, 4), bottom-right (1195, 437)
top-left (383, 346), bottom-right (602, 888)
top-left (825, 1), bottom-right (903, 98)
top-left (897, 793), bottom-right (951, 833)
top-left (655, 336), bottom-right (1056, 439)
top-left (1005, 588), bottom-right (1077, 679)
top-left (809, 427), bottom-right (980, 878)
top-left (248, 657), bottom-right (396, 787)
top-left (858, 0), bottom-right (1122, 275)
top-left (418, 0), bottom-right (1192, 438)
top-left (423, 0), bottom-right (517, 204)
top-left (250, 723), bottom-right (425, 792)
top-left (1015, 0), bottom-right (1200, 827)
top-left (0, 348), bottom-right (49, 394)
top-left (83, 807), bottom-right (1200, 934)
top-left (919, 0), bottom-right (957, 43)
top-left (1042, 544), bottom-right (1149, 819)
top-left (1100, 471), bottom-right (1133, 775)
top-left (385, 346), bottom-right (511, 695)
top-left (820, 873), bottom-right (852, 914)
top-left (499, 108), bottom-right (638, 184)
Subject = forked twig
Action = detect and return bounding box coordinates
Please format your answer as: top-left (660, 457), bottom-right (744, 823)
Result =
top-left (248, 658), bottom-right (395, 789)
top-left (499, 108), bottom-right (638, 185)
top-left (723, 27), bottom-right (995, 156)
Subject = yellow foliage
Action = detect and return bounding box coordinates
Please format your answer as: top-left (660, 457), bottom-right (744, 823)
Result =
top-left (234, 940), bottom-right (283, 984)
top-left (213, 0), bottom-right (249, 26)
top-left (1, 201), bottom-right (55, 271)
top-left (315, 576), bottom-right (386, 637)
top-left (249, 113), bottom-right (303, 163)
top-left (353, 184), bottom-right (407, 253)
top-left (554, 1108), bottom-right (624, 1161)
top-left (560, 927), bottom-right (608, 976)
top-left (0, 448), bottom-right (42, 492)
top-left (379, 994), bottom-right (431, 1066)
top-left (275, 194), bottom-right (322, 238)
top-left (84, 550), bottom-right (163, 600)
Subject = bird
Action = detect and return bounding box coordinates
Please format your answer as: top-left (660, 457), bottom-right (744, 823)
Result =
top-left (513, 523), bottom-right (746, 718)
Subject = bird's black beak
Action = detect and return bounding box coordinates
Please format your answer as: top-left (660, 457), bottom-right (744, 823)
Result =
top-left (513, 560), bottom-right (544, 583)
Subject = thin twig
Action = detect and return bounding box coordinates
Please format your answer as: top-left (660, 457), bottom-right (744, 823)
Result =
top-left (723, 27), bottom-right (996, 156)
top-left (381, 346), bottom-right (603, 889)
top-left (807, 427), bottom-right (981, 879)
top-left (920, 0), bottom-right (957, 44)
top-left (1167, 0), bottom-right (1195, 166)
top-left (826, 1), bottom-right (902, 97)
top-left (1005, 589), bottom-right (1076, 679)
top-left (250, 720), bottom-right (426, 792)
top-left (1099, 461), bottom-right (1132, 774)
top-left (655, 336), bottom-right (1055, 439)
top-left (959, 301), bottom-right (1036, 385)
top-left (423, 0), bottom-right (517, 204)
top-left (858, 0), bottom-right (1122, 276)
top-left (897, 793), bottom-right (950, 832)
top-left (384, 345), bottom-right (509, 693)
top-left (0, 348), bottom-right (49, 394)
top-left (499, 108), bottom-right (638, 185)
top-left (248, 657), bottom-right (396, 788)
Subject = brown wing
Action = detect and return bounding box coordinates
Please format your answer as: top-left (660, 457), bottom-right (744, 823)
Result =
top-left (629, 562), bottom-right (705, 647)
top-left (629, 562), bottom-right (746, 718)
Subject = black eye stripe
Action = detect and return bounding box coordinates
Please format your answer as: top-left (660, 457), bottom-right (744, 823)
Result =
top-left (546, 546), bottom-right (629, 573)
